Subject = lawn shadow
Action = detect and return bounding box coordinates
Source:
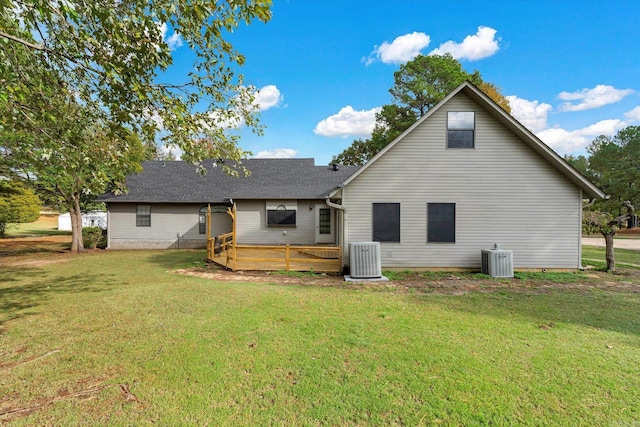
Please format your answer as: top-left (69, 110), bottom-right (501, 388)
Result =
top-left (0, 238), bottom-right (71, 257)
top-left (0, 266), bottom-right (117, 328)
top-left (417, 288), bottom-right (640, 338)
top-left (145, 249), bottom-right (208, 271)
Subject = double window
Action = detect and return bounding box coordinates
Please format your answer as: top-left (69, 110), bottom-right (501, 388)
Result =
top-left (427, 203), bottom-right (455, 243)
top-left (136, 205), bottom-right (151, 227)
top-left (372, 203), bottom-right (400, 242)
top-left (447, 111), bottom-right (475, 148)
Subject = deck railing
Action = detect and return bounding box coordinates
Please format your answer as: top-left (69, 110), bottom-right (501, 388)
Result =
top-left (208, 242), bottom-right (342, 274)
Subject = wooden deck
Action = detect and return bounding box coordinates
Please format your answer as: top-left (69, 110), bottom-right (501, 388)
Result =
top-left (208, 244), bottom-right (342, 273)
top-left (205, 204), bottom-right (342, 273)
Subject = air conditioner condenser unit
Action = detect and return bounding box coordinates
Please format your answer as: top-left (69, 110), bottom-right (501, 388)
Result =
top-left (349, 242), bottom-right (382, 279)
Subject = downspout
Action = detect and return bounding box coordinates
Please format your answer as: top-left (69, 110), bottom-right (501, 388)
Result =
top-left (579, 191), bottom-right (584, 270)
top-left (106, 203), bottom-right (111, 249)
top-left (326, 186), bottom-right (348, 270)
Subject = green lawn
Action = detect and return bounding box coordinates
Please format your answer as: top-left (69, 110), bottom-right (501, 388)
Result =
top-left (583, 245), bottom-right (640, 267)
top-left (1, 248), bottom-right (639, 425)
top-left (4, 214), bottom-right (70, 238)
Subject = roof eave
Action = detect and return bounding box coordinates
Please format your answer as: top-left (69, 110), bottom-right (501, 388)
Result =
top-left (459, 84), bottom-right (606, 199)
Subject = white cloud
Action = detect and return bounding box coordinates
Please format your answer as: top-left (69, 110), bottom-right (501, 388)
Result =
top-left (158, 22), bottom-right (183, 51)
top-left (314, 106), bottom-right (382, 138)
top-left (200, 85), bottom-right (282, 130)
top-left (143, 108), bottom-right (164, 131)
top-left (205, 110), bottom-right (244, 130)
top-left (253, 85), bottom-right (283, 111)
top-left (506, 95), bottom-right (552, 133)
top-left (429, 26), bottom-right (500, 61)
top-left (558, 85), bottom-right (634, 112)
top-left (536, 119), bottom-right (627, 154)
top-left (254, 148), bottom-right (298, 159)
top-left (158, 144), bottom-right (183, 160)
top-left (506, 93), bottom-right (630, 154)
top-left (624, 106), bottom-right (640, 122)
top-left (577, 119), bottom-right (626, 136)
top-left (366, 32), bottom-right (430, 65)
top-left (536, 128), bottom-right (588, 154)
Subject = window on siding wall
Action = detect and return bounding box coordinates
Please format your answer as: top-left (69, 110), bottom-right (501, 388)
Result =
top-left (267, 204), bottom-right (297, 226)
top-left (428, 203), bottom-right (455, 243)
top-left (447, 111), bottom-right (475, 148)
top-left (136, 204), bottom-right (151, 227)
top-left (199, 205), bottom-right (230, 234)
top-left (372, 203), bottom-right (400, 242)
top-left (199, 206), bottom-right (207, 234)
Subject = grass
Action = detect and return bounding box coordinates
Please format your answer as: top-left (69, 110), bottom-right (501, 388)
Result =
top-left (2, 247), bottom-right (640, 425)
top-left (583, 245), bottom-right (640, 267)
top-left (269, 269), bottom-right (320, 277)
top-left (4, 215), bottom-right (71, 238)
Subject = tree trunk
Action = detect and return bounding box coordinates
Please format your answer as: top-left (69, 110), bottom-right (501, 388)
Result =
top-left (69, 196), bottom-right (85, 253)
top-left (603, 232), bottom-right (615, 272)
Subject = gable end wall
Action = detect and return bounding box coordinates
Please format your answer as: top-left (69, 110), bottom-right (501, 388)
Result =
top-left (344, 92), bottom-right (582, 269)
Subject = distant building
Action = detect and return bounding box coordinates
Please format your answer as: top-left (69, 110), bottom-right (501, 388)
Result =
top-left (58, 211), bottom-right (107, 231)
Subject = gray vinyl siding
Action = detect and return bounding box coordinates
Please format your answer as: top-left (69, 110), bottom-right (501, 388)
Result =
top-left (235, 200), bottom-right (320, 245)
top-left (107, 203), bottom-right (231, 249)
top-left (344, 92), bottom-right (582, 269)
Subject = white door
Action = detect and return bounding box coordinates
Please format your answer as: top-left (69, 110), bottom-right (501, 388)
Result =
top-left (315, 204), bottom-right (334, 244)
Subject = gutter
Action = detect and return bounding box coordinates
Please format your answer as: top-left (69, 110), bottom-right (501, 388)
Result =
top-left (325, 189), bottom-right (348, 269)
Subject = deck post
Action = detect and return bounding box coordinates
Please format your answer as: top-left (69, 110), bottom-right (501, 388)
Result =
top-left (232, 203), bottom-right (237, 271)
top-left (206, 204), bottom-right (212, 259)
top-left (285, 244), bottom-right (290, 271)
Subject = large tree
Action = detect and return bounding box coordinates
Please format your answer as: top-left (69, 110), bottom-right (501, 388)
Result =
top-left (587, 126), bottom-right (640, 214)
top-left (566, 127), bottom-right (640, 270)
top-left (1, 28), bottom-right (147, 251)
top-left (0, 0), bottom-right (272, 251)
top-left (0, 181), bottom-right (41, 238)
top-left (332, 54), bottom-right (510, 166)
top-left (566, 126), bottom-right (640, 220)
top-left (583, 201), bottom-right (636, 272)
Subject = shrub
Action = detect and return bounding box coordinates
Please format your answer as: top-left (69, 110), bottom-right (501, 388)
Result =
top-left (82, 226), bottom-right (105, 249)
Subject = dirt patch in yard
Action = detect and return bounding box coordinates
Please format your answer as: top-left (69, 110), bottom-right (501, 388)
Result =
top-left (174, 266), bottom-right (640, 295)
top-left (0, 235), bottom-right (73, 267)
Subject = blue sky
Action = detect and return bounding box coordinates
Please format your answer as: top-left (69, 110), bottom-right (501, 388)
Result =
top-left (164, 0), bottom-right (640, 165)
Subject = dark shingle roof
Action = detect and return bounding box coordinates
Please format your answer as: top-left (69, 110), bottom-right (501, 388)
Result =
top-left (99, 159), bottom-right (359, 203)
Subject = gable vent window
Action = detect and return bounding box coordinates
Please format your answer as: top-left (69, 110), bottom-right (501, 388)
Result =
top-left (136, 204), bottom-right (151, 227)
top-left (447, 111), bottom-right (475, 148)
top-left (266, 201), bottom-right (297, 227)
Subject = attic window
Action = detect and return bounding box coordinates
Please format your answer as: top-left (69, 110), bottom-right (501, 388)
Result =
top-left (447, 112), bottom-right (475, 148)
top-left (266, 201), bottom-right (297, 227)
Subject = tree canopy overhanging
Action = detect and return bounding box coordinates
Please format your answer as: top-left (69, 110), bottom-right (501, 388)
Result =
top-left (0, 0), bottom-right (272, 163)
top-left (0, 0), bottom-right (273, 251)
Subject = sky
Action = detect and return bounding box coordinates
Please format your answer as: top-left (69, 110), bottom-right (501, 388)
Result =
top-left (162, 0), bottom-right (640, 165)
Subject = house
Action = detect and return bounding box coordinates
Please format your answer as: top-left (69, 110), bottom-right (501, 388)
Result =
top-left (100, 81), bottom-right (605, 271)
top-left (333, 81), bottom-right (605, 270)
top-left (98, 159), bottom-right (359, 249)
